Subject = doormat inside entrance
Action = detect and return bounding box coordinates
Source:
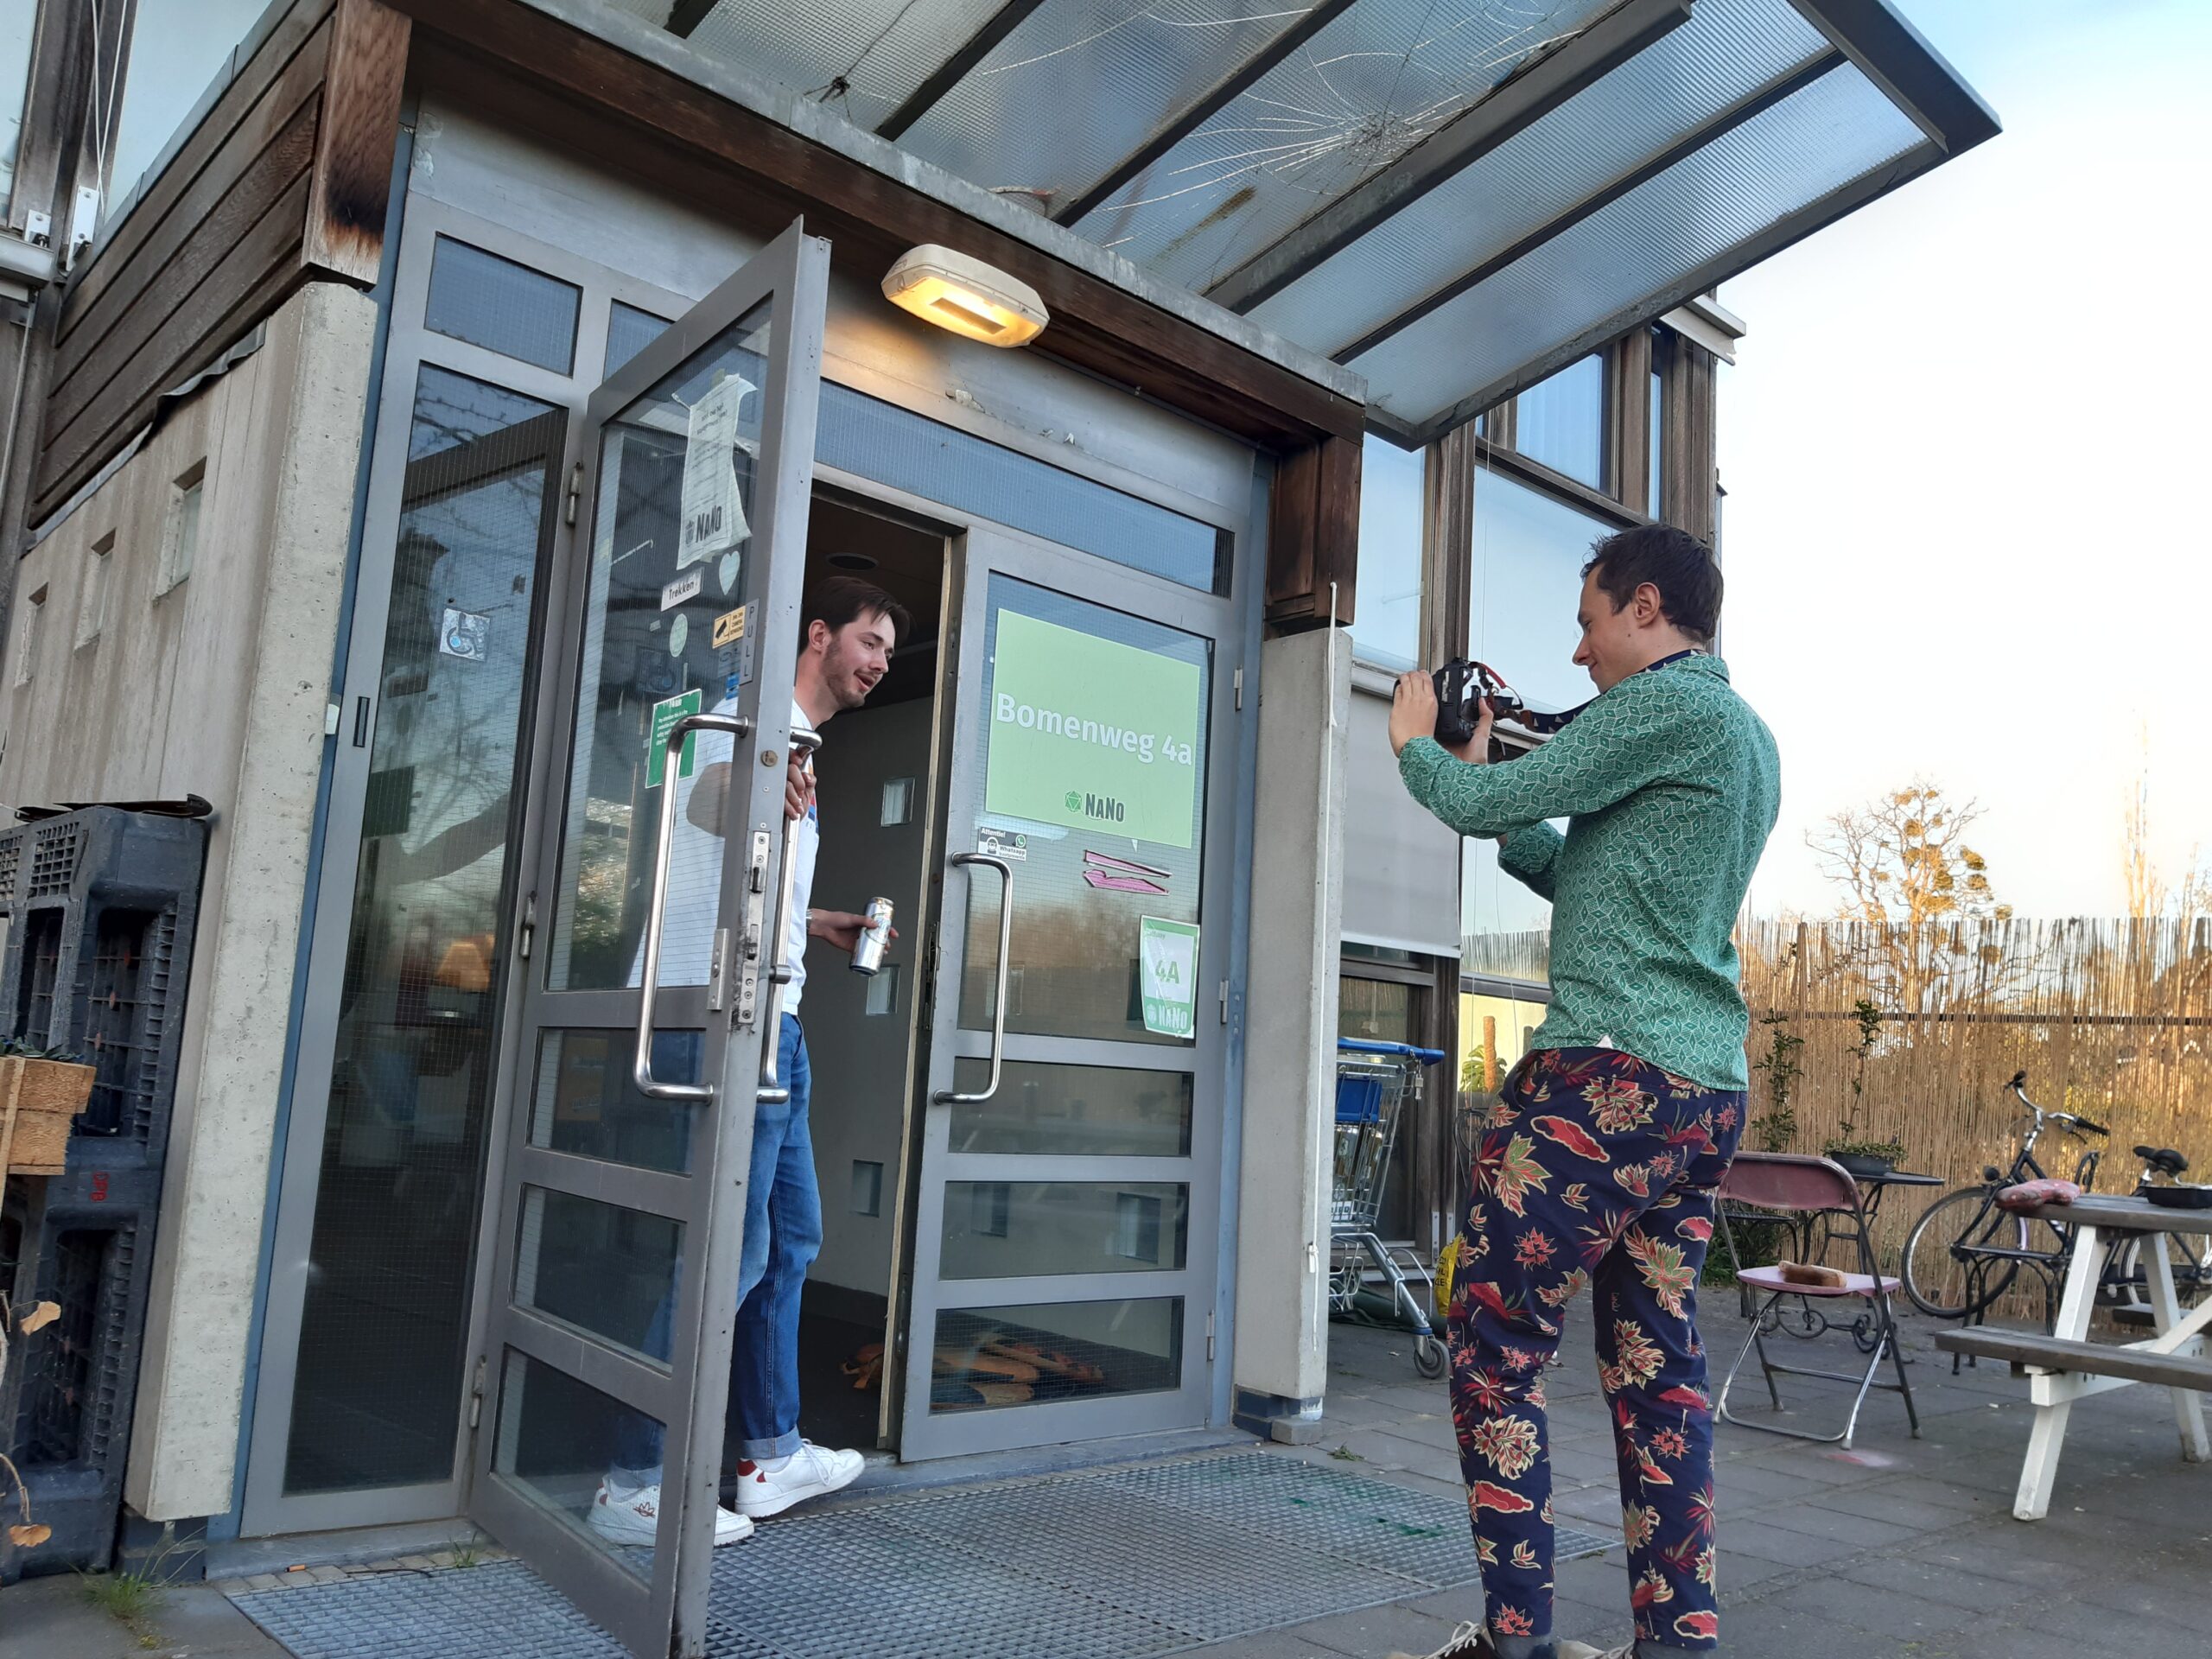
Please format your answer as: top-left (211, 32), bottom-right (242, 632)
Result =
top-left (229, 1450), bottom-right (1613, 1658)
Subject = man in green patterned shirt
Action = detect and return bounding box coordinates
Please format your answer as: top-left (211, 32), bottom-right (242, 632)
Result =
top-left (1381, 525), bottom-right (1778, 1659)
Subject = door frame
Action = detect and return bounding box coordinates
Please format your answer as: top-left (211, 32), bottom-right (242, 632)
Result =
top-left (242, 197), bottom-right (681, 1537)
top-left (248, 189), bottom-right (1268, 1537)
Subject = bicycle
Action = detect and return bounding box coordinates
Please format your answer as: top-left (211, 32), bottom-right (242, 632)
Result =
top-left (1899, 1071), bottom-right (2107, 1324)
top-left (1900, 1071), bottom-right (2212, 1328)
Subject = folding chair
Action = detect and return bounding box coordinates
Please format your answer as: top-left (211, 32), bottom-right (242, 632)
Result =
top-left (1715, 1152), bottom-right (1921, 1448)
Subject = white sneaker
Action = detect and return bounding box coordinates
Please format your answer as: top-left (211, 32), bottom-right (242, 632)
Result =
top-left (732, 1441), bottom-right (864, 1519)
top-left (587, 1480), bottom-right (752, 1547)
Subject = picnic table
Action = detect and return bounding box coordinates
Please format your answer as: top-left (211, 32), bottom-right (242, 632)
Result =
top-left (1934, 1193), bottom-right (2212, 1520)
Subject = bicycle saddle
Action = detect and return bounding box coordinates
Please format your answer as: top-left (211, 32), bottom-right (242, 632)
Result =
top-left (2134, 1145), bottom-right (2189, 1178)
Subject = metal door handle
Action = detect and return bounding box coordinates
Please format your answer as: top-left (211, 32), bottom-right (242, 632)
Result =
top-left (933, 853), bottom-right (1013, 1105)
top-left (634, 711), bottom-right (752, 1102)
top-left (759, 723), bottom-right (823, 1101)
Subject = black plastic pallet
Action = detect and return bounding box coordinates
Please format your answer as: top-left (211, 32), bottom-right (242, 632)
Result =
top-left (0, 808), bottom-right (207, 1582)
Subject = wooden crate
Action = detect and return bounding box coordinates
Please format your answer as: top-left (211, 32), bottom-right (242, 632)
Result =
top-left (0, 1057), bottom-right (97, 1176)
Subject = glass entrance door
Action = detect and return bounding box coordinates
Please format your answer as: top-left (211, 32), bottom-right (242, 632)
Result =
top-left (898, 526), bottom-right (1233, 1460)
top-left (465, 223), bottom-right (828, 1659)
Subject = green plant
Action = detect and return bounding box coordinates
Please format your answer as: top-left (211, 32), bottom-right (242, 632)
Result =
top-left (1749, 1012), bottom-right (1802, 1152)
top-left (445, 1531), bottom-right (486, 1569)
top-left (1327, 1444), bottom-right (1363, 1462)
top-left (0, 1035), bottom-right (87, 1064)
top-left (1821, 1137), bottom-right (1907, 1164)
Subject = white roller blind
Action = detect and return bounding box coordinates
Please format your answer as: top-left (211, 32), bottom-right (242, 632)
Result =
top-left (1340, 675), bottom-right (1461, 957)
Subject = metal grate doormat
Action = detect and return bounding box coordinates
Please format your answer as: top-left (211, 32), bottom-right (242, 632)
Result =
top-left (232, 1451), bottom-right (1613, 1659)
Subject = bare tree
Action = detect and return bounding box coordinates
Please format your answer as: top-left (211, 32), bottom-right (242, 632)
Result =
top-left (1808, 782), bottom-right (2012, 1016)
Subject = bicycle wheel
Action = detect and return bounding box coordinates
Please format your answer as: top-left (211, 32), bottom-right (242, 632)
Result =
top-left (1902, 1187), bottom-right (2024, 1319)
top-left (2114, 1236), bottom-right (2212, 1314)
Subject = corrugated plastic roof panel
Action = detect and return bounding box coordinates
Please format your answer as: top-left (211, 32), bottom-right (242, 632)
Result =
top-left (893, 0), bottom-right (1336, 212)
top-left (1347, 58), bottom-right (1925, 433)
top-left (1067, 0), bottom-right (1616, 289)
top-left (1245, 0), bottom-right (1831, 356)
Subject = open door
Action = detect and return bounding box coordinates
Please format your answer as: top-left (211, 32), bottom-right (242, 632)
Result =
top-left (467, 221), bottom-right (829, 1658)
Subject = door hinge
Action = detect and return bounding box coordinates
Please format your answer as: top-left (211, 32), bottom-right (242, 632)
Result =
top-left (563, 461), bottom-right (584, 525)
top-left (517, 891), bottom-right (537, 960)
top-left (1219, 979), bottom-right (1230, 1025)
top-left (1205, 1310), bottom-right (1217, 1362)
top-left (467, 1355), bottom-right (486, 1429)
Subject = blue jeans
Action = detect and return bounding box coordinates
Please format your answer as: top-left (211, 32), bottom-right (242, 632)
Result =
top-left (611, 1015), bottom-right (819, 1483)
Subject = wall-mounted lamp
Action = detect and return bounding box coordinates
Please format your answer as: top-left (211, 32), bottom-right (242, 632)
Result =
top-left (881, 245), bottom-right (1048, 348)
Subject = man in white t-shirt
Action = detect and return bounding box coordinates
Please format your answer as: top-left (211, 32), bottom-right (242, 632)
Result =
top-left (594, 577), bottom-right (908, 1548)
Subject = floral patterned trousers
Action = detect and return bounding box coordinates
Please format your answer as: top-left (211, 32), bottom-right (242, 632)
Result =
top-left (1446, 1047), bottom-right (1745, 1651)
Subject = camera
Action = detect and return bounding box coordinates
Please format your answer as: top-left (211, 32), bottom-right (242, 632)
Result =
top-left (1430, 659), bottom-right (1548, 761)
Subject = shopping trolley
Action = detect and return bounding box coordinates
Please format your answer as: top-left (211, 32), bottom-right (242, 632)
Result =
top-left (1330, 1039), bottom-right (1449, 1379)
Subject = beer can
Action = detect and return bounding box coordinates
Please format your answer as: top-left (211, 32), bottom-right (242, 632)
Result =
top-left (851, 897), bottom-right (893, 976)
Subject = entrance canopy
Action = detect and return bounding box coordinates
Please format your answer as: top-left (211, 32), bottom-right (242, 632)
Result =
top-left (610, 0), bottom-right (1995, 444)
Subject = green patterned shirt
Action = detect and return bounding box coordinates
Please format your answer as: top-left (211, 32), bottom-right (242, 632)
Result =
top-left (1398, 654), bottom-right (1779, 1090)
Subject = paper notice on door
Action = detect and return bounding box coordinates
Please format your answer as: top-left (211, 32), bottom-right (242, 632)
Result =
top-left (677, 373), bottom-right (753, 570)
top-left (1138, 916), bottom-right (1200, 1039)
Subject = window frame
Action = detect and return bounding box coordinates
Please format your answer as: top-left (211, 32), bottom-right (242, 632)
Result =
top-left (156, 461), bottom-right (205, 596)
top-left (75, 530), bottom-right (114, 647)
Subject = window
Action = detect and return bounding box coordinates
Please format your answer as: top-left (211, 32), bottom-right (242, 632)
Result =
top-left (0, 3), bottom-right (35, 217)
top-left (1350, 432), bottom-right (1423, 670)
top-left (604, 300), bottom-right (672, 377)
top-left (424, 237), bottom-right (582, 374)
top-left (1514, 354), bottom-right (1605, 490)
top-left (1461, 465), bottom-right (1617, 980)
top-left (107, 1), bottom-right (268, 206)
top-left (13, 582), bottom-right (46, 686)
top-left (157, 464), bottom-right (203, 595)
top-left (76, 533), bottom-right (114, 647)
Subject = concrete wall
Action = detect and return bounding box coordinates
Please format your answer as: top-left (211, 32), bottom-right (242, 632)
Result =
top-left (1231, 626), bottom-right (1349, 1422)
top-left (0, 282), bottom-right (377, 1519)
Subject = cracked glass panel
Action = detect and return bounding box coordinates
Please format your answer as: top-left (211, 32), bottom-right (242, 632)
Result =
top-left (1070, 0), bottom-right (1612, 292)
top-left (1248, 0), bottom-right (1831, 355)
top-left (1350, 63), bottom-right (1924, 434)
top-left (894, 1), bottom-right (1330, 213)
top-left (613, 0), bottom-right (1008, 133)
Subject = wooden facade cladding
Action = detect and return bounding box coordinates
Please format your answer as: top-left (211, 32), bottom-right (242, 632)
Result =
top-left (28, 0), bottom-right (410, 525)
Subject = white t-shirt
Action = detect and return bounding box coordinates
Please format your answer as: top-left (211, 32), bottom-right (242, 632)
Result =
top-left (637, 697), bottom-right (819, 1015)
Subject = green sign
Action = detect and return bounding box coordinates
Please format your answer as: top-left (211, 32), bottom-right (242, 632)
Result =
top-left (646, 689), bottom-right (702, 789)
top-left (1139, 916), bottom-right (1201, 1039)
top-left (983, 613), bottom-right (1201, 849)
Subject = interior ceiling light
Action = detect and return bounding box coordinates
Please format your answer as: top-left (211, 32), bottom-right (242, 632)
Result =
top-left (882, 245), bottom-right (1048, 348)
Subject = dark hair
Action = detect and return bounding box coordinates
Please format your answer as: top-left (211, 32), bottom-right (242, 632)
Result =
top-left (1581, 524), bottom-right (1722, 644)
top-left (800, 574), bottom-right (911, 650)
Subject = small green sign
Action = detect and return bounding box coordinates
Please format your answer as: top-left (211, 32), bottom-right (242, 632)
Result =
top-left (646, 689), bottom-right (702, 789)
top-left (984, 612), bottom-right (1202, 849)
top-left (1139, 916), bottom-right (1201, 1039)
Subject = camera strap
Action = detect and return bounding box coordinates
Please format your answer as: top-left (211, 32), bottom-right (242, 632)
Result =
top-left (1486, 647), bottom-right (1703, 735)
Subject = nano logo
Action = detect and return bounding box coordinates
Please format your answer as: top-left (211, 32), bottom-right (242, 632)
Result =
top-left (1065, 791), bottom-right (1083, 811)
top-left (1084, 793), bottom-right (1126, 823)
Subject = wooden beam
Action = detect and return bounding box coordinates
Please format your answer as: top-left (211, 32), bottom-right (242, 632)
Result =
top-left (304, 0), bottom-right (410, 283)
top-left (379, 0), bottom-right (1362, 449)
top-left (1612, 326), bottom-right (1655, 518)
top-left (1266, 432), bottom-right (1359, 632)
top-left (1660, 335), bottom-right (1716, 543)
top-left (1421, 423), bottom-right (1475, 668)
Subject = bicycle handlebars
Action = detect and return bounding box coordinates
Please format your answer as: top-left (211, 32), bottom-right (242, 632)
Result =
top-left (2006, 1071), bottom-right (2108, 1136)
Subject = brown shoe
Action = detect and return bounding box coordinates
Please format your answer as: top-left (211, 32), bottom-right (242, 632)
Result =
top-left (1386, 1621), bottom-right (1497, 1659)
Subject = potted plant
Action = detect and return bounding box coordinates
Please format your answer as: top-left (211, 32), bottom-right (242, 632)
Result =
top-left (1821, 1000), bottom-right (1903, 1177)
top-left (0, 1037), bottom-right (96, 1176)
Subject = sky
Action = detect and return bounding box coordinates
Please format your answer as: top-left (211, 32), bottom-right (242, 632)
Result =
top-left (1718, 0), bottom-right (2212, 921)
